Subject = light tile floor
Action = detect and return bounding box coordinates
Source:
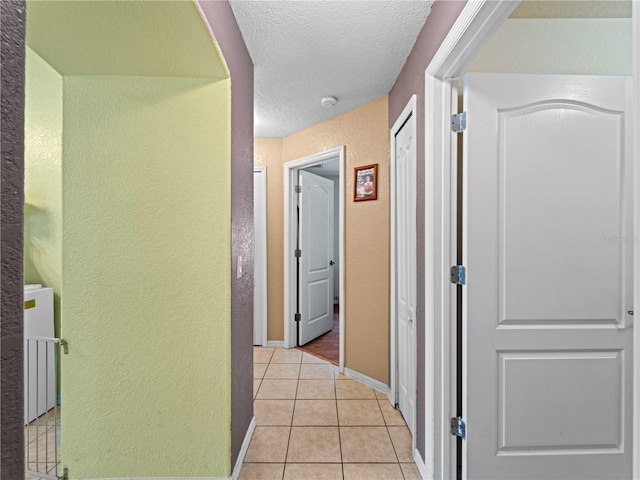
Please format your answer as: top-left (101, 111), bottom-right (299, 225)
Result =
top-left (24, 406), bottom-right (60, 479)
top-left (241, 347), bottom-right (422, 480)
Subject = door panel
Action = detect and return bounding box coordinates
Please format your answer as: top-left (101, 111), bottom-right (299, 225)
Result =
top-left (498, 350), bottom-right (622, 452)
top-left (395, 111), bottom-right (417, 434)
top-left (499, 103), bottom-right (624, 325)
top-left (463, 73), bottom-right (633, 479)
top-left (299, 170), bottom-right (334, 345)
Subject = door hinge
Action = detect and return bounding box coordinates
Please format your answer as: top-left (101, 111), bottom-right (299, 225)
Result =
top-left (450, 265), bottom-right (466, 285)
top-left (295, 249), bottom-right (302, 258)
top-left (295, 185), bottom-right (302, 194)
top-left (294, 313), bottom-right (301, 322)
top-left (450, 417), bottom-right (466, 439)
top-left (451, 112), bottom-right (467, 133)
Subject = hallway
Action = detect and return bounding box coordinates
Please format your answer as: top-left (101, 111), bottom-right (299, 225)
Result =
top-left (241, 347), bottom-right (420, 480)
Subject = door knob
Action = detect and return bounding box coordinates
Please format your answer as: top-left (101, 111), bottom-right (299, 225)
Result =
top-left (329, 260), bottom-right (335, 266)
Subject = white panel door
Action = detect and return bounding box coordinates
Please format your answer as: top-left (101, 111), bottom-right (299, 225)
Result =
top-left (299, 170), bottom-right (334, 345)
top-left (254, 168), bottom-right (267, 346)
top-left (463, 73), bottom-right (633, 479)
top-left (396, 112), bottom-right (417, 434)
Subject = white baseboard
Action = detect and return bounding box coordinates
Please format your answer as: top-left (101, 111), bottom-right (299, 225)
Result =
top-left (91, 417), bottom-right (256, 480)
top-left (265, 341), bottom-right (284, 348)
top-left (343, 367), bottom-right (389, 394)
top-left (413, 447), bottom-right (430, 480)
top-left (231, 416), bottom-right (256, 480)
top-left (91, 475), bottom-right (237, 479)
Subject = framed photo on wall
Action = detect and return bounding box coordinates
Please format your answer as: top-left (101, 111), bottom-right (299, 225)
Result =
top-left (354, 163), bottom-right (378, 201)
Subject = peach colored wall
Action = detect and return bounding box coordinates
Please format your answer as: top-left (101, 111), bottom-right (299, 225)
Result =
top-left (254, 138), bottom-right (285, 341)
top-left (255, 96), bottom-right (390, 382)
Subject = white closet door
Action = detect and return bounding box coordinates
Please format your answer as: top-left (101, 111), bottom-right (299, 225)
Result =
top-left (463, 73), bottom-right (633, 479)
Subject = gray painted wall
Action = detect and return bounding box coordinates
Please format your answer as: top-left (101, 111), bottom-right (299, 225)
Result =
top-left (0, 1), bottom-right (26, 478)
top-left (197, 0), bottom-right (255, 468)
top-left (388, 0), bottom-right (467, 460)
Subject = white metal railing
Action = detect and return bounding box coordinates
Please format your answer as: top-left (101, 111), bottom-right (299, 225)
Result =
top-left (24, 337), bottom-right (67, 480)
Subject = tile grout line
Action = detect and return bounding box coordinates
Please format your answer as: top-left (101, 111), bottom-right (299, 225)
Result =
top-left (334, 367), bottom-right (345, 479)
top-left (250, 348), bottom-right (415, 479)
top-left (249, 348), bottom-right (285, 479)
top-left (376, 396), bottom-right (406, 476)
top-left (282, 351), bottom-right (302, 478)
top-left (277, 352), bottom-right (292, 479)
top-left (380, 399), bottom-right (399, 473)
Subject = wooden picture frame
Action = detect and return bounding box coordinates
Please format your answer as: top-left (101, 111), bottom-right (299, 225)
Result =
top-left (353, 163), bottom-right (378, 201)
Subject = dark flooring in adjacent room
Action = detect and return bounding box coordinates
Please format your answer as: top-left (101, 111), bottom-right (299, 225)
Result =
top-left (297, 304), bottom-right (339, 365)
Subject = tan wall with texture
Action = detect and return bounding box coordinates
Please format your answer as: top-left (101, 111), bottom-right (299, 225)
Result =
top-left (255, 138), bottom-right (285, 340)
top-left (255, 96), bottom-right (390, 382)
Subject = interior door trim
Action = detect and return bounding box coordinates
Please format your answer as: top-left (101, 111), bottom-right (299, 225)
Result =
top-left (283, 146), bottom-right (345, 371)
top-left (632, 7), bottom-right (640, 480)
top-left (423, 2), bottom-right (523, 479)
top-left (390, 93), bottom-right (417, 447)
top-left (254, 166), bottom-right (268, 347)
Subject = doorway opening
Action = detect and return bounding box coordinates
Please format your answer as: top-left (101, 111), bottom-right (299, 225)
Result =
top-left (284, 147), bottom-right (345, 369)
top-left (296, 303), bottom-right (340, 365)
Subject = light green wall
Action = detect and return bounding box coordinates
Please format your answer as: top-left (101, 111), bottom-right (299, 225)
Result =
top-left (25, 1), bottom-right (235, 477)
top-left (60, 75), bottom-right (231, 478)
top-left (27, 0), bottom-right (229, 79)
top-left (466, 18), bottom-right (632, 76)
top-left (24, 47), bottom-right (63, 338)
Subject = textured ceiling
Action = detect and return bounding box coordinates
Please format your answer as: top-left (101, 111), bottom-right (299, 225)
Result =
top-left (230, 0), bottom-right (434, 137)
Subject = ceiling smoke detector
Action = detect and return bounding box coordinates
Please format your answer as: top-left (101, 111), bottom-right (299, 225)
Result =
top-left (321, 96), bottom-right (337, 108)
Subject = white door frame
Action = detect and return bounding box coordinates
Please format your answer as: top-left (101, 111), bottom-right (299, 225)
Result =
top-left (634, 3), bottom-right (640, 480)
top-left (389, 94), bottom-right (417, 444)
top-left (284, 146), bottom-right (345, 370)
top-left (423, 1), bottom-right (640, 479)
top-left (254, 166), bottom-right (268, 347)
